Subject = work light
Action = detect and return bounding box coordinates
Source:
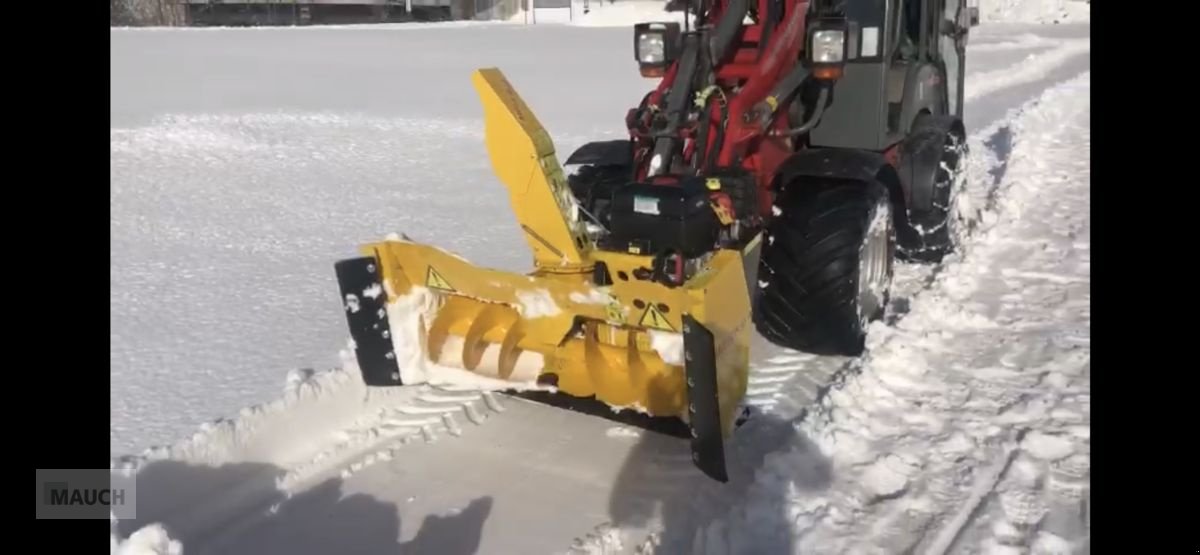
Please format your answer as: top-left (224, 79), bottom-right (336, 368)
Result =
top-left (806, 18), bottom-right (856, 80)
top-left (633, 22), bottom-right (680, 78)
top-left (811, 29), bottom-right (845, 63)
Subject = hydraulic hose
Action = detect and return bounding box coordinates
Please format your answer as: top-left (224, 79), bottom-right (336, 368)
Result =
top-left (706, 95), bottom-right (727, 171)
top-left (773, 86), bottom-right (830, 137)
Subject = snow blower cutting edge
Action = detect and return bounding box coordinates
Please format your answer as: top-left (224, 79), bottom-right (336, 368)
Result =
top-left (335, 0), bottom-right (974, 482)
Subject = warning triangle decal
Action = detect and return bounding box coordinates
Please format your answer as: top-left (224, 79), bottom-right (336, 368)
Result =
top-left (425, 266), bottom-right (456, 293)
top-left (639, 304), bottom-right (675, 332)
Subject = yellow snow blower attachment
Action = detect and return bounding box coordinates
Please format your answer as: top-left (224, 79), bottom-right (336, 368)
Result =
top-left (334, 68), bottom-right (757, 481)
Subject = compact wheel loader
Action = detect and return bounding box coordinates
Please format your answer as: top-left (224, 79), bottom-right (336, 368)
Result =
top-left (334, 0), bottom-right (975, 482)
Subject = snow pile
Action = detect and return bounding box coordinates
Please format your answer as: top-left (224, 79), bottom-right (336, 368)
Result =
top-left (111, 522), bottom-right (183, 555)
top-left (694, 71), bottom-right (1091, 554)
top-left (981, 0), bottom-right (1089, 24)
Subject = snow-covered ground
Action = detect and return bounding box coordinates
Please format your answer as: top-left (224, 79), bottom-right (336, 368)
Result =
top-left (111, 3), bottom-right (1089, 552)
top-left (977, 0), bottom-right (1089, 24)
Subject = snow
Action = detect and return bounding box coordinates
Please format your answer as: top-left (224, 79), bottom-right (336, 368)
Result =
top-left (979, 0), bottom-right (1090, 24)
top-left (111, 522), bottom-right (183, 555)
top-left (387, 286), bottom-right (547, 386)
top-left (648, 329), bottom-right (684, 366)
top-left (362, 283), bottom-right (383, 300)
top-left (111, 22), bottom-right (651, 455)
top-left (509, 0), bottom-right (695, 27)
top-left (695, 70), bottom-right (1091, 555)
top-left (569, 287), bottom-right (612, 305)
top-left (515, 288), bottom-right (562, 318)
top-left (111, 9), bottom-right (1089, 554)
top-left (386, 286), bottom-right (447, 385)
top-left (965, 38), bottom-right (1089, 103)
top-left (1022, 430), bottom-right (1076, 461)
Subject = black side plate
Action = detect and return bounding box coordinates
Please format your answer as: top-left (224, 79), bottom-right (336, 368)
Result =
top-left (334, 256), bottom-right (403, 386)
top-left (683, 314), bottom-right (728, 482)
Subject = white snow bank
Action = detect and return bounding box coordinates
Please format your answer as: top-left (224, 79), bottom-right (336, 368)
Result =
top-left (111, 522), bottom-right (183, 555)
top-left (980, 0), bottom-right (1089, 24)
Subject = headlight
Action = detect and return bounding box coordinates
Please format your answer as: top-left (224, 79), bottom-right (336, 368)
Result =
top-left (811, 30), bottom-right (845, 63)
top-left (633, 22), bottom-right (680, 78)
top-left (806, 18), bottom-right (856, 80)
top-left (637, 32), bottom-right (666, 64)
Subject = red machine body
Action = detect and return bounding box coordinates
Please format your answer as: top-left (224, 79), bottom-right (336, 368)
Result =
top-left (625, 0), bottom-right (812, 219)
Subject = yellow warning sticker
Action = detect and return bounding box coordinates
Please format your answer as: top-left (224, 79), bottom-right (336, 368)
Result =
top-left (639, 304), bottom-right (675, 332)
top-left (710, 199), bottom-right (735, 225)
top-left (605, 301), bottom-right (626, 324)
top-left (425, 266), bottom-right (456, 292)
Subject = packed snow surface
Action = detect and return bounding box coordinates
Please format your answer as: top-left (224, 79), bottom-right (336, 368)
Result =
top-left (979, 0), bottom-right (1090, 24)
top-left (111, 9), bottom-right (1088, 554)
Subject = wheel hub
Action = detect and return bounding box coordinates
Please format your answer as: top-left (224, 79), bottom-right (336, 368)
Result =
top-left (857, 199), bottom-right (892, 327)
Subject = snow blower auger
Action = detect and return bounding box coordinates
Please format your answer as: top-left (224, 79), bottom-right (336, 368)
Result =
top-left (336, 0), bottom-right (974, 482)
top-left (335, 68), bottom-right (755, 482)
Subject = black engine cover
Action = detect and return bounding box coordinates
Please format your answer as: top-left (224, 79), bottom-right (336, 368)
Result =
top-left (605, 181), bottom-right (719, 258)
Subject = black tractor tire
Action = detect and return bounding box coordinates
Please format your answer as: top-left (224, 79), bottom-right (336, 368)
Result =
top-left (898, 130), bottom-right (968, 263)
top-left (755, 179), bottom-right (896, 356)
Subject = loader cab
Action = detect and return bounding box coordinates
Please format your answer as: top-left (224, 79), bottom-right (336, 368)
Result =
top-left (887, 0), bottom-right (968, 128)
top-left (807, 0), bottom-right (969, 150)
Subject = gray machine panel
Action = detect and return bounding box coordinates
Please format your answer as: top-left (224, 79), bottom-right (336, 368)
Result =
top-left (809, 63), bottom-right (890, 151)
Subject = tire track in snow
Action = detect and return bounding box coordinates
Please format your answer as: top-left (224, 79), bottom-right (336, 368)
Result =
top-left (965, 38), bottom-right (1089, 103)
top-left (968, 33), bottom-right (1056, 52)
top-left (111, 352), bottom-right (518, 551)
top-left (278, 385), bottom-right (508, 491)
